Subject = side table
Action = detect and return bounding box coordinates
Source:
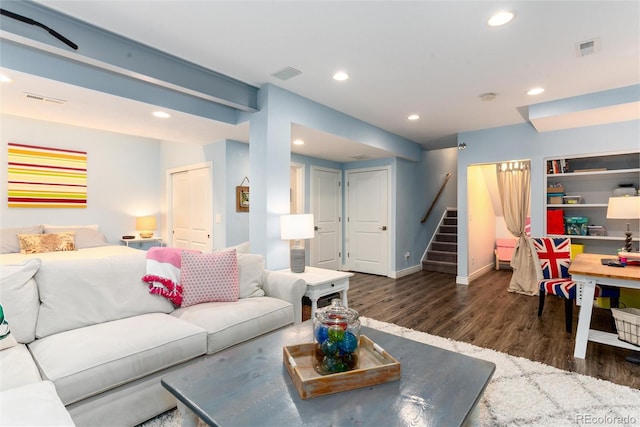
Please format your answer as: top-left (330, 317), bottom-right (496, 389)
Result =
top-left (278, 266), bottom-right (354, 320)
top-left (120, 237), bottom-right (163, 250)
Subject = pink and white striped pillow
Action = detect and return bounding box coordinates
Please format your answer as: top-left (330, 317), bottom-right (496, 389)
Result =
top-left (180, 249), bottom-right (239, 307)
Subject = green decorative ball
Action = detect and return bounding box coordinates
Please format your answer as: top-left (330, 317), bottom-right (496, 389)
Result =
top-left (327, 325), bottom-right (345, 342)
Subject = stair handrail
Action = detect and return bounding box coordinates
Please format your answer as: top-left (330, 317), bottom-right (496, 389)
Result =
top-left (420, 173), bottom-right (452, 223)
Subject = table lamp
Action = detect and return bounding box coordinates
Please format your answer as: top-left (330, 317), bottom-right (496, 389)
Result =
top-left (606, 196), bottom-right (640, 252)
top-left (136, 215), bottom-right (157, 238)
top-left (280, 214), bottom-right (315, 273)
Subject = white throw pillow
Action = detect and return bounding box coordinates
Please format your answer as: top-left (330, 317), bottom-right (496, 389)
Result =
top-left (232, 241), bottom-right (251, 254)
top-left (0, 259), bottom-right (41, 343)
top-left (237, 253), bottom-right (265, 298)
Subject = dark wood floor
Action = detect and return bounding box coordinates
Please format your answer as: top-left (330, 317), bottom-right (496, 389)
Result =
top-left (339, 269), bottom-right (639, 389)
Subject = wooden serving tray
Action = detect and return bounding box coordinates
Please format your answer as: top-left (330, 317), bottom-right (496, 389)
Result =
top-left (283, 335), bottom-right (401, 399)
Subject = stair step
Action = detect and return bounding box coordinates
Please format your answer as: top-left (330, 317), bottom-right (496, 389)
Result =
top-left (443, 218), bottom-right (457, 226)
top-left (427, 250), bottom-right (457, 263)
top-left (445, 209), bottom-right (457, 218)
top-left (422, 259), bottom-right (456, 275)
top-left (435, 233), bottom-right (457, 243)
top-left (431, 241), bottom-right (457, 252)
top-left (438, 225), bottom-right (457, 234)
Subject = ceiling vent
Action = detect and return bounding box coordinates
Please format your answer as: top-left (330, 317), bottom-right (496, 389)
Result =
top-left (576, 38), bottom-right (601, 57)
top-left (271, 66), bottom-right (302, 81)
top-left (480, 92), bottom-right (497, 101)
top-left (24, 92), bottom-right (67, 104)
top-left (350, 155), bottom-right (372, 160)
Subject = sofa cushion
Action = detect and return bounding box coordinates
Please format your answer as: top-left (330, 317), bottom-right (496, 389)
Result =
top-left (237, 253), bottom-right (266, 298)
top-left (35, 254), bottom-right (174, 338)
top-left (28, 313), bottom-right (206, 405)
top-left (18, 232), bottom-right (76, 254)
top-left (171, 296), bottom-right (293, 354)
top-left (0, 225), bottom-right (43, 254)
top-left (181, 249), bottom-right (239, 307)
top-left (0, 259), bottom-right (41, 343)
top-left (0, 343), bottom-right (42, 391)
top-left (0, 381), bottom-right (75, 426)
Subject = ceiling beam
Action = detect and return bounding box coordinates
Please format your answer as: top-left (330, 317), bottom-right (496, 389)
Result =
top-left (0, 1), bottom-right (258, 119)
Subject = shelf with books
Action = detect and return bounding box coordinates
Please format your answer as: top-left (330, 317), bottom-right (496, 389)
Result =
top-left (544, 151), bottom-right (640, 253)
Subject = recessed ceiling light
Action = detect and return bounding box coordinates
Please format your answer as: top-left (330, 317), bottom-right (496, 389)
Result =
top-left (527, 87), bottom-right (545, 95)
top-left (333, 71), bottom-right (349, 81)
top-left (152, 111), bottom-right (171, 119)
top-left (488, 11), bottom-right (514, 27)
top-left (293, 139), bottom-right (305, 146)
top-left (0, 74), bottom-right (12, 83)
top-left (407, 114), bottom-right (420, 121)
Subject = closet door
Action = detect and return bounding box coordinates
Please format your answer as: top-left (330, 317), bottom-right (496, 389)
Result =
top-left (170, 164), bottom-right (212, 252)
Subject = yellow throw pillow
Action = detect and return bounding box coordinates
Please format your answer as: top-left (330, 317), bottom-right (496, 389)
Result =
top-left (17, 232), bottom-right (76, 254)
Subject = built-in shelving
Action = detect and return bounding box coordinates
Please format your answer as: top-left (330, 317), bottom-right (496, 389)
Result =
top-left (544, 151), bottom-right (640, 253)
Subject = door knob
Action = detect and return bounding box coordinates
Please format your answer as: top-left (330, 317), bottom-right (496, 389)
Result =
top-left (380, 226), bottom-right (387, 231)
top-left (314, 226), bottom-right (321, 231)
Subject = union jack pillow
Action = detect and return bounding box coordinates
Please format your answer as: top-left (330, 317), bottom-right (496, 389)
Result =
top-left (532, 237), bottom-right (571, 280)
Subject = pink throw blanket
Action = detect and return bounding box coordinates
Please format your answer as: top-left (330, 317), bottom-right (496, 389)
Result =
top-left (142, 247), bottom-right (198, 306)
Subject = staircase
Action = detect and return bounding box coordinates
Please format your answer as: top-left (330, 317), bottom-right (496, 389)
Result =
top-left (422, 209), bottom-right (457, 275)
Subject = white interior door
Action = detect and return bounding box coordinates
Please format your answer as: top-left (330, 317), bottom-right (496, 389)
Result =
top-left (169, 164), bottom-right (213, 252)
top-left (346, 167), bottom-right (389, 275)
top-left (171, 171), bottom-right (190, 249)
top-left (310, 166), bottom-right (342, 270)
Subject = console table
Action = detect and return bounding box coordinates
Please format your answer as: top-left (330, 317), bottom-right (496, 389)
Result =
top-left (569, 253), bottom-right (640, 359)
top-left (119, 237), bottom-right (163, 249)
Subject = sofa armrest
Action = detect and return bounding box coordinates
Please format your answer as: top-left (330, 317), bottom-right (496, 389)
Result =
top-left (262, 271), bottom-right (307, 324)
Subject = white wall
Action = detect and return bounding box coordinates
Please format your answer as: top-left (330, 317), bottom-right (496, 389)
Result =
top-left (1, 114), bottom-right (162, 243)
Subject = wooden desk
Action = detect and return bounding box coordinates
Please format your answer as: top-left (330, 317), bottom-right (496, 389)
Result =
top-left (569, 253), bottom-right (640, 359)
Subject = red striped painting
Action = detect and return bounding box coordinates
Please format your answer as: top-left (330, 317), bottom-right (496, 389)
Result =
top-left (7, 143), bottom-right (87, 208)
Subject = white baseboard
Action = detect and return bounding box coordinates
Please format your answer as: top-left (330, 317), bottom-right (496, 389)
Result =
top-left (456, 276), bottom-right (470, 285)
top-left (469, 263), bottom-right (496, 282)
top-left (391, 264), bottom-right (422, 279)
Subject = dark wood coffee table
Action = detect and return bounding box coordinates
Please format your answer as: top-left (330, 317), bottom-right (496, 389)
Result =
top-left (161, 321), bottom-right (495, 427)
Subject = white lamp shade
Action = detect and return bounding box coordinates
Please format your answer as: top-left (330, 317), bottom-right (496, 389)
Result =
top-left (606, 196), bottom-right (640, 220)
top-left (280, 214), bottom-right (314, 240)
top-left (136, 216), bottom-right (157, 231)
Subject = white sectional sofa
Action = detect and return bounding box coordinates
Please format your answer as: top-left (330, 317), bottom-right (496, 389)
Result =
top-left (0, 248), bottom-right (306, 426)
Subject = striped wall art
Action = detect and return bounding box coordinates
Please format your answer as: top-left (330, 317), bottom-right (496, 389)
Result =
top-left (7, 143), bottom-right (87, 208)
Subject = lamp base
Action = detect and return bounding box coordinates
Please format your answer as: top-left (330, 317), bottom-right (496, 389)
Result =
top-left (140, 231), bottom-right (154, 238)
top-left (624, 231), bottom-right (633, 253)
top-left (290, 246), bottom-right (306, 273)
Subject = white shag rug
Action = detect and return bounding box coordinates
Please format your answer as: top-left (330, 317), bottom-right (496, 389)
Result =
top-left (140, 317), bottom-right (640, 427)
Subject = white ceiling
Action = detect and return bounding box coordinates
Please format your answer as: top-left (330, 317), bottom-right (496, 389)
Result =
top-left (1, 1), bottom-right (639, 162)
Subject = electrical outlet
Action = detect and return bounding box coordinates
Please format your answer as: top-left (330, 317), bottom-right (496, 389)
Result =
top-left (404, 252), bottom-right (410, 259)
